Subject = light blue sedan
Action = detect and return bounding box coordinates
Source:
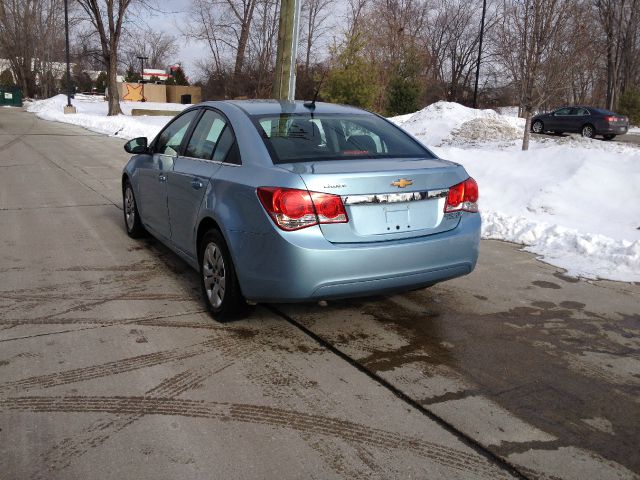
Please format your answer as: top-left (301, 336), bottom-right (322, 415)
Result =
top-left (122, 100), bottom-right (480, 321)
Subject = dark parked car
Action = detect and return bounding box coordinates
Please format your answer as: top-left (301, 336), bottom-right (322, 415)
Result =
top-left (531, 106), bottom-right (629, 140)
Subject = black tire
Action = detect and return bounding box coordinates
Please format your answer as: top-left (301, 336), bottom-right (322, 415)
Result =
top-left (531, 120), bottom-right (544, 134)
top-left (123, 180), bottom-right (147, 238)
top-left (199, 229), bottom-right (250, 322)
top-left (581, 124), bottom-right (596, 138)
top-left (603, 134), bottom-right (616, 141)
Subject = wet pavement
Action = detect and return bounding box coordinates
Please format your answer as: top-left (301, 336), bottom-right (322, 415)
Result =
top-left (1, 108), bottom-right (638, 479)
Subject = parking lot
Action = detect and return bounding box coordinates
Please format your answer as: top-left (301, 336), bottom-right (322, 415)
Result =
top-left (1, 108), bottom-right (638, 479)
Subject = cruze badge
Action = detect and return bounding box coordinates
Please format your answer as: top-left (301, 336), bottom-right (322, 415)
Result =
top-left (391, 178), bottom-right (413, 188)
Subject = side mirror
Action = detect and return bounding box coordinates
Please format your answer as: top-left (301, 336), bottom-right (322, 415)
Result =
top-left (124, 137), bottom-right (148, 154)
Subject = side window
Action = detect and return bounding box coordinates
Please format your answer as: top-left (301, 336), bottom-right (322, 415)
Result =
top-left (575, 108), bottom-right (589, 116)
top-left (184, 110), bottom-right (227, 160)
top-left (155, 110), bottom-right (199, 156)
top-left (212, 126), bottom-right (240, 164)
top-left (554, 107), bottom-right (572, 116)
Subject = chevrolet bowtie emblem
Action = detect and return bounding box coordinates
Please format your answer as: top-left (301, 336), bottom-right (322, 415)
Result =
top-left (391, 178), bottom-right (413, 188)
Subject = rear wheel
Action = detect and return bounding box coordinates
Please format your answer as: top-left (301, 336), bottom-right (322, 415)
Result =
top-left (532, 120), bottom-right (544, 134)
top-left (199, 229), bottom-right (250, 322)
top-left (603, 134), bottom-right (616, 141)
top-left (123, 180), bottom-right (147, 238)
top-left (581, 124), bottom-right (595, 138)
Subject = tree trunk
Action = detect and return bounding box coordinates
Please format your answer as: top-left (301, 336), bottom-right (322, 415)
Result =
top-left (107, 53), bottom-right (122, 116)
top-left (232, 2), bottom-right (257, 98)
top-left (522, 109), bottom-right (532, 151)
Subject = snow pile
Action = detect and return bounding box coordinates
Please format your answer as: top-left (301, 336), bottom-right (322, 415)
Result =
top-left (433, 127), bottom-right (640, 281)
top-left (443, 117), bottom-right (522, 145)
top-left (27, 94), bottom-right (188, 140)
top-left (390, 101), bottom-right (525, 145)
top-left (398, 102), bottom-right (640, 282)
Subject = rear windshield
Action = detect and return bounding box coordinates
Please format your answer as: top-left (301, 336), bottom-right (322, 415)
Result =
top-left (252, 113), bottom-right (433, 164)
top-left (592, 108), bottom-right (615, 115)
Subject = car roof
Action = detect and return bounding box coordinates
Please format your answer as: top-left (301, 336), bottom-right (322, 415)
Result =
top-left (198, 99), bottom-right (368, 116)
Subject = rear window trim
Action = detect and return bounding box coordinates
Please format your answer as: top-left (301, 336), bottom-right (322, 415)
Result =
top-left (250, 112), bottom-right (435, 164)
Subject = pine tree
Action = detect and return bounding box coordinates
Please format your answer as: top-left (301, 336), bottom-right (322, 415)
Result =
top-left (124, 66), bottom-right (141, 83)
top-left (166, 66), bottom-right (189, 86)
top-left (95, 72), bottom-right (107, 92)
top-left (386, 51), bottom-right (423, 116)
top-left (323, 37), bottom-right (377, 109)
top-left (0, 69), bottom-right (14, 87)
top-left (618, 88), bottom-right (640, 126)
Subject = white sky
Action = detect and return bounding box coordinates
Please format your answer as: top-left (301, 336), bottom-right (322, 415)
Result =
top-left (142, 0), bottom-right (204, 78)
top-left (139, 0), bottom-right (346, 80)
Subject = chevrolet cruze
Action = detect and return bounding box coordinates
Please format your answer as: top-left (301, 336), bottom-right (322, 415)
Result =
top-left (122, 100), bottom-right (480, 321)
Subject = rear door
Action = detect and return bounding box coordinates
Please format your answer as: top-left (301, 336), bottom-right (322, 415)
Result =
top-left (167, 109), bottom-right (234, 255)
top-left (138, 109), bottom-right (199, 239)
top-left (569, 107), bottom-right (590, 132)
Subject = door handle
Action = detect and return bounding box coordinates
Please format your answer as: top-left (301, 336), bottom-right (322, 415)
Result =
top-left (191, 178), bottom-right (204, 190)
top-left (158, 174), bottom-right (167, 182)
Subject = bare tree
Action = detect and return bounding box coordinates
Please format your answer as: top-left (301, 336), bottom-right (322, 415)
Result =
top-left (593, 0), bottom-right (640, 109)
top-left (0, 0), bottom-right (66, 97)
top-left (245, 0), bottom-right (279, 96)
top-left (186, 0), bottom-right (260, 96)
top-left (121, 27), bottom-right (178, 71)
top-left (299, 0), bottom-right (334, 73)
top-left (75, 0), bottom-right (136, 115)
top-left (495, 0), bottom-right (575, 150)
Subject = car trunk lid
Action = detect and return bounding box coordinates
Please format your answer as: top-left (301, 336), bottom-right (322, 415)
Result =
top-left (278, 158), bottom-right (469, 243)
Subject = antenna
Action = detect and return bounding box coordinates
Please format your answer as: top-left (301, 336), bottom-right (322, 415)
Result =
top-left (304, 69), bottom-right (327, 109)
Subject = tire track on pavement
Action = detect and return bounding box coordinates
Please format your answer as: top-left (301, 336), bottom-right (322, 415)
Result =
top-left (0, 330), bottom-right (255, 395)
top-left (1, 395), bottom-right (514, 479)
top-left (38, 362), bottom-right (238, 474)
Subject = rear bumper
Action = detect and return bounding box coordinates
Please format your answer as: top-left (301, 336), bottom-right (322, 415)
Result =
top-left (226, 213), bottom-right (481, 302)
top-left (598, 125), bottom-right (628, 135)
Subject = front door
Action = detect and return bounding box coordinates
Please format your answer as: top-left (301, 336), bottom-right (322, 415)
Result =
top-left (548, 107), bottom-right (573, 132)
top-left (138, 109), bottom-right (199, 240)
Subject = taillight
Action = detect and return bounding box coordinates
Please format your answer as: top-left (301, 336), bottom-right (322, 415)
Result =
top-left (257, 187), bottom-right (348, 231)
top-left (310, 192), bottom-right (348, 223)
top-left (604, 116), bottom-right (615, 123)
top-left (445, 177), bottom-right (479, 213)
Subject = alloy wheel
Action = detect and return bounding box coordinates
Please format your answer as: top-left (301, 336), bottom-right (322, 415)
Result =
top-left (582, 125), bottom-right (594, 138)
top-left (125, 187), bottom-right (136, 231)
top-left (532, 121), bottom-right (543, 133)
top-left (203, 243), bottom-right (226, 308)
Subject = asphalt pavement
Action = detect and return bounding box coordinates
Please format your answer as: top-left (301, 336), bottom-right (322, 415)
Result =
top-left (1, 107), bottom-right (638, 480)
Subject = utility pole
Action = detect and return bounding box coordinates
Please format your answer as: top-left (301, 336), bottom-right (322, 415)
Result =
top-left (137, 55), bottom-right (148, 102)
top-left (472, 0), bottom-right (487, 109)
top-left (63, 0), bottom-right (76, 114)
top-left (273, 0), bottom-right (302, 101)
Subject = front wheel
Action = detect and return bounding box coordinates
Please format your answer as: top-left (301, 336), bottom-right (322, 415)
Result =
top-left (581, 124), bottom-right (596, 138)
top-left (603, 134), bottom-right (616, 141)
top-left (123, 181), bottom-right (147, 238)
top-left (199, 229), bottom-right (250, 322)
top-left (531, 120), bottom-right (544, 134)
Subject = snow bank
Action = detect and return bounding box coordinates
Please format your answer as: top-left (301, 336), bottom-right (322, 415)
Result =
top-left (27, 94), bottom-right (188, 140)
top-left (394, 102), bottom-right (640, 282)
top-left (444, 117), bottom-right (522, 145)
top-left (389, 101), bottom-right (525, 145)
